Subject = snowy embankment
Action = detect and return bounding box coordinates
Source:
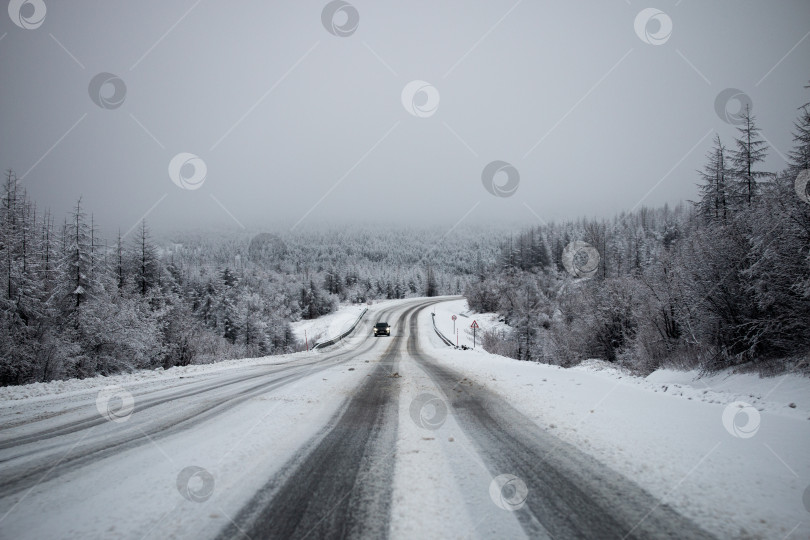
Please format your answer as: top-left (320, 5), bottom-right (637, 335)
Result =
top-left (0, 302), bottom-right (372, 404)
top-left (290, 302), bottom-right (367, 348)
top-left (422, 299), bottom-right (810, 539)
top-left (431, 300), bottom-right (506, 348)
top-left (0, 351), bottom-right (302, 404)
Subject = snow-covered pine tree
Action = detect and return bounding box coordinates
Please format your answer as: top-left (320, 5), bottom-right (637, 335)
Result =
top-left (132, 220), bottom-right (160, 297)
top-left (696, 134), bottom-right (731, 223)
top-left (55, 198), bottom-right (95, 312)
top-left (729, 105), bottom-right (770, 207)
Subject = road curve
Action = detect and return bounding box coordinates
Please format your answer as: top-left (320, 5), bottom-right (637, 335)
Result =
top-left (407, 302), bottom-right (715, 540)
top-left (214, 301), bottom-right (428, 539)
top-left (0, 300), bottom-right (420, 500)
top-left (0, 297), bottom-right (717, 539)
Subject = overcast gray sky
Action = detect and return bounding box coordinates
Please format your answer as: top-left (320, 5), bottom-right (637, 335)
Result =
top-left (1, 0), bottom-right (809, 234)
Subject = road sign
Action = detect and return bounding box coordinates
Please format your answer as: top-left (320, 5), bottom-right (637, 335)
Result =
top-left (451, 315), bottom-right (457, 320)
top-left (451, 315), bottom-right (457, 334)
top-left (471, 320), bottom-right (479, 348)
top-left (470, 320), bottom-right (479, 328)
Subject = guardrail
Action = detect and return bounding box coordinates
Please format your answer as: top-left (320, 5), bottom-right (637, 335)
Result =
top-left (312, 307), bottom-right (368, 350)
top-left (431, 312), bottom-right (455, 347)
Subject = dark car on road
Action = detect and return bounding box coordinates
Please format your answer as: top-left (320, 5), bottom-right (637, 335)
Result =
top-left (373, 322), bottom-right (390, 336)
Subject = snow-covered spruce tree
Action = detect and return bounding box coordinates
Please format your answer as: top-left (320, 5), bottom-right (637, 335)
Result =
top-left (195, 277), bottom-right (218, 328)
top-left (734, 91), bottom-right (810, 360)
top-left (425, 264), bottom-right (438, 297)
top-left (238, 291), bottom-right (267, 356)
top-left (786, 81), bottom-right (810, 177)
top-left (115, 229), bottom-right (126, 289)
top-left (323, 266), bottom-right (344, 297)
top-left (131, 220), bottom-right (160, 297)
top-left (738, 170), bottom-right (810, 360)
top-left (54, 198), bottom-right (95, 313)
top-left (696, 135), bottom-right (731, 223)
top-left (729, 105), bottom-right (771, 208)
top-left (217, 267), bottom-right (240, 343)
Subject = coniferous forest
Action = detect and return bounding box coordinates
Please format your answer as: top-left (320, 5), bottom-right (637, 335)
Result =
top-left (0, 185), bottom-right (498, 385)
top-left (2, 85), bottom-right (809, 385)
top-left (466, 85), bottom-right (810, 373)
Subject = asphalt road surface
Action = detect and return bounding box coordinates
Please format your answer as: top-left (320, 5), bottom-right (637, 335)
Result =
top-left (0, 298), bottom-right (715, 539)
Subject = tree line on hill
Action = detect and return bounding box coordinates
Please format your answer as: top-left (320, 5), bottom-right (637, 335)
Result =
top-left (0, 190), bottom-right (496, 385)
top-left (5, 83), bottom-right (808, 384)
top-left (466, 84), bottom-right (810, 374)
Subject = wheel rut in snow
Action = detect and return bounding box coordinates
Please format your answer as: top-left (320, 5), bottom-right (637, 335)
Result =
top-left (408, 303), bottom-right (716, 540)
top-left (0, 303), bottom-right (411, 498)
top-left (215, 302), bottom-right (424, 540)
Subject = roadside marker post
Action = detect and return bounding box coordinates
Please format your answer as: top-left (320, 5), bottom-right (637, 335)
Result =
top-left (471, 320), bottom-right (479, 348)
top-left (452, 314), bottom-right (457, 334)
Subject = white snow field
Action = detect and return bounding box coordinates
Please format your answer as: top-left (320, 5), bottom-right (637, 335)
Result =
top-left (0, 297), bottom-right (807, 539)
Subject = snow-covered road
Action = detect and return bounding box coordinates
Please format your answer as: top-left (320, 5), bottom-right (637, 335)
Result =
top-left (1, 297), bottom-right (807, 539)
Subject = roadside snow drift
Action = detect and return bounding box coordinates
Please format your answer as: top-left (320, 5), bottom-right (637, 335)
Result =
top-left (419, 299), bottom-right (810, 539)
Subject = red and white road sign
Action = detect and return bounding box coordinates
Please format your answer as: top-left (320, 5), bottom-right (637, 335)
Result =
top-left (451, 315), bottom-right (457, 320)
top-left (471, 320), bottom-right (479, 329)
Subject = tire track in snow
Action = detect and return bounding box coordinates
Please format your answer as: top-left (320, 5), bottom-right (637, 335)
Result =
top-left (0, 364), bottom-right (306, 449)
top-left (215, 300), bottom-right (430, 539)
top-left (0, 302), bottom-right (412, 498)
top-left (409, 302), bottom-right (716, 540)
